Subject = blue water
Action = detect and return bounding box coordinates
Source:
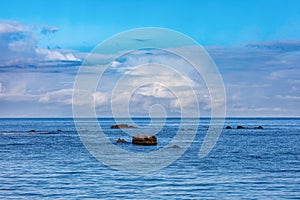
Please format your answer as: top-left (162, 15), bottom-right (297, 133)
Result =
top-left (0, 118), bottom-right (299, 199)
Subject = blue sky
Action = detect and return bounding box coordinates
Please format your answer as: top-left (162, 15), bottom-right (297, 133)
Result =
top-left (2, 0), bottom-right (300, 48)
top-left (0, 0), bottom-right (299, 117)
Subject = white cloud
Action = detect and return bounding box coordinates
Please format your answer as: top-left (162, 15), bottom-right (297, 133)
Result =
top-left (0, 20), bottom-right (26, 34)
top-left (276, 95), bottom-right (300, 100)
top-left (35, 48), bottom-right (80, 62)
top-left (0, 83), bottom-right (5, 93)
top-left (38, 89), bottom-right (73, 104)
top-left (110, 61), bottom-right (121, 67)
top-left (93, 91), bottom-right (110, 105)
top-left (231, 104), bottom-right (282, 112)
top-left (38, 88), bottom-right (110, 106)
top-left (1, 23), bottom-right (300, 118)
top-left (0, 20), bottom-right (80, 67)
top-left (268, 69), bottom-right (300, 80)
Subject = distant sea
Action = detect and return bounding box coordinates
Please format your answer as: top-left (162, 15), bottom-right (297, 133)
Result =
top-left (0, 118), bottom-right (299, 199)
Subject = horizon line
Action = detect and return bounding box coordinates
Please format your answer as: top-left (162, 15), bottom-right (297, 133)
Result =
top-left (0, 116), bottom-right (299, 119)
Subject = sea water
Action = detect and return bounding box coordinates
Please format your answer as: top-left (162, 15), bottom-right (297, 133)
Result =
top-left (0, 118), bottom-right (299, 199)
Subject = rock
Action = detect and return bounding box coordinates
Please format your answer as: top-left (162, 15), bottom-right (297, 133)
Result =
top-left (28, 130), bottom-right (52, 134)
top-left (116, 138), bottom-right (127, 143)
top-left (111, 124), bottom-right (137, 129)
top-left (225, 126), bottom-right (232, 129)
top-left (57, 129), bottom-right (62, 132)
top-left (132, 135), bottom-right (157, 145)
top-left (237, 125), bottom-right (246, 129)
top-left (169, 145), bottom-right (180, 148)
top-left (255, 125), bottom-right (263, 129)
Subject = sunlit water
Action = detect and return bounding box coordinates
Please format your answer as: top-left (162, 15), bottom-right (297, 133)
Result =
top-left (0, 118), bottom-right (299, 199)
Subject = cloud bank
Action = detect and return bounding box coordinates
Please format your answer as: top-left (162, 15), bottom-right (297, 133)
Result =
top-left (0, 20), bottom-right (80, 67)
top-left (0, 19), bottom-right (299, 117)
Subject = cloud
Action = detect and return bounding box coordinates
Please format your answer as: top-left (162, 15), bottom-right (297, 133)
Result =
top-left (38, 89), bottom-right (110, 106)
top-left (41, 25), bottom-right (59, 35)
top-left (276, 95), bottom-right (300, 100)
top-left (268, 69), bottom-right (300, 80)
top-left (38, 89), bottom-right (73, 104)
top-left (0, 20), bottom-right (26, 34)
top-left (110, 60), bottom-right (121, 67)
top-left (88, 42), bottom-right (298, 116)
top-left (231, 105), bottom-right (282, 112)
top-left (206, 40), bottom-right (300, 116)
top-left (35, 48), bottom-right (80, 62)
top-left (93, 91), bottom-right (110, 105)
top-left (1, 23), bottom-right (300, 117)
top-left (246, 40), bottom-right (300, 52)
top-left (208, 41), bottom-right (300, 73)
top-left (0, 83), bottom-right (5, 93)
top-left (0, 20), bottom-right (81, 67)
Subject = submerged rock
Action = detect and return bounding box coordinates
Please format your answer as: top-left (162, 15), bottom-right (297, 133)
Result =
top-left (225, 126), bottom-right (232, 129)
top-left (28, 130), bottom-right (52, 134)
top-left (237, 125), bottom-right (246, 129)
top-left (255, 125), bottom-right (263, 129)
top-left (169, 145), bottom-right (180, 148)
top-left (111, 124), bottom-right (137, 129)
top-left (132, 135), bottom-right (157, 145)
top-left (116, 138), bottom-right (127, 143)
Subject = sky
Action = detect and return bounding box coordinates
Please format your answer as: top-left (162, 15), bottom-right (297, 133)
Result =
top-left (0, 0), bottom-right (299, 117)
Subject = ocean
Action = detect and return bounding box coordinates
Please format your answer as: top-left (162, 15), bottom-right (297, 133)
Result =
top-left (0, 118), bottom-right (299, 199)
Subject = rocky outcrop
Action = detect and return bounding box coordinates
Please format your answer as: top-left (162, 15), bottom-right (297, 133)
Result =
top-left (28, 130), bottom-right (52, 134)
top-left (224, 125), bottom-right (263, 130)
top-left (132, 135), bottom-right (157, 145)
top-left (111, 124), bottom-right (137, 129)
top-left (116, 138), bottom-right (127, 143)
top-left (255, 125), bottom-right (263, 129)
top-left (237, 125), bottom-right (246, 129)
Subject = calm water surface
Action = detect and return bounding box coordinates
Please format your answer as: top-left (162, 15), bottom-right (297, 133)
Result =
top-left (0, 118), bottom-right (299, 199)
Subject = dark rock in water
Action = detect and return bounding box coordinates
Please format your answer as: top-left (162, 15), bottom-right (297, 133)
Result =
top-left (28, 130), bottom-right (52, 134)
top-left (57, 129), bottom-right (62, 132)
top-left (116, 138), bottom-right (127, 143)
top-left (169, 145), bottom-right (180, 148)
top-left (225, 126), bottom-right (232, 129)
top-left (111, 124), bottom-right (137, 129)
top-left (132, 135), bottom-right (157, 145)
top-left (237, 126), bottom-right (246, 129)
top-left (254, 125), bottom-right (263, 129)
